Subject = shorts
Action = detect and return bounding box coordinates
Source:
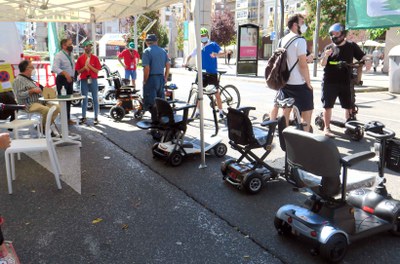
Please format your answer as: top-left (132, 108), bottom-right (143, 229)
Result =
top-left (281, 83), bottom-right (314, 112)
top-left (125, 69), bottom-right (137, 80)
top-left (196, 73), bottom-right (219, 88)
top-left (321, 82), bottom-right (352, 109)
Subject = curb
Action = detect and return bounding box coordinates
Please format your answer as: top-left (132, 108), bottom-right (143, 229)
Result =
top-left (170, 68), bottom-right (388, 93)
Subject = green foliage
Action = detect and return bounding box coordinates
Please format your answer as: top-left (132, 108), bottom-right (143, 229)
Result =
top-left (367, 28), bottom-right (388, 40)
top-left (304, 0), bottom-right (347, 40)
top-left (176, 21), bottom-right (184, 52)
top-left (210, 8), bottom-right (236, 47)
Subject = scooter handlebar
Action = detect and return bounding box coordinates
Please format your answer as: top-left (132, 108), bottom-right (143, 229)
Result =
top-left (366, 127), bottom-right (395, 140)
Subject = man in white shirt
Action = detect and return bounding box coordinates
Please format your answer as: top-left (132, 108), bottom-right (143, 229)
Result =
top-left (279, 14), bottom-right (313, 132)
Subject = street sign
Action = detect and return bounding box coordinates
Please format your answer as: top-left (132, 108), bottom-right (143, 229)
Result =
top-left (270, 31), bottom-right (276, 41)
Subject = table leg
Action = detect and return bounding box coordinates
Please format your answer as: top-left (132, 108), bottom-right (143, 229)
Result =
top-left (54, 101), bottom-right (81, 147)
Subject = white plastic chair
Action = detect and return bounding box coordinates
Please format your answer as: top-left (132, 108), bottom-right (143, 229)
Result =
top-left (0, 110), bottom-right (42, 160)
top-left (4, 106), bottom-right (62, 194)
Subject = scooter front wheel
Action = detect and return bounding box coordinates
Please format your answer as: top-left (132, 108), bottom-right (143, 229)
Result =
top-left (315, 113), bottom-right (325, 131)
top-left (110, 106), bottom-right (125, 121)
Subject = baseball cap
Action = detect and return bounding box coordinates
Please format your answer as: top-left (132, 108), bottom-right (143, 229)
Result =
top-left (82, 40), bottom-right (93, 47)
top-left (128, 42), bottom-right (135, 49)
top-left (145, 34), bottom-right (158, 42)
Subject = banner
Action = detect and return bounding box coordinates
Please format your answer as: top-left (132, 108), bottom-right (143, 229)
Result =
top-left (47, 22), bottom-right (60, 66)
top-left (347, 0), bottom-right (400, 29)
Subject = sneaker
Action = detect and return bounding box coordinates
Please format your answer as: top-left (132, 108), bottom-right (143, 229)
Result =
top-left (68, 119), bottom-right (77, 125)
top-left (79, 118), bottom-right (87, 125)
top-left (219, 112), bottom-right (225, 119)
top-left (94, 118), bottom-right (99, 125)
top-left (324, 128), bottom-right (335, 138)
top-left (194, 112), bottom-right (200, 119)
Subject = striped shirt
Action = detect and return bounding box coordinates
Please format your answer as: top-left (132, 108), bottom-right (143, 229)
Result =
top-left (13, 74), bottom-right (42, 111)
top-left (52, 50), bottom-right (75, 76)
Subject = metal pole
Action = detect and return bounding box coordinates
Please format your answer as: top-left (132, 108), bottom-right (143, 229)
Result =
top-left (272, 0), bottom-right (278, 51)
top-left (194, 0), bottom-right (206, 169)
top-left (134, 15), bottom-right (138, 51)
top-left (313, 0), bottom-right (321, 77)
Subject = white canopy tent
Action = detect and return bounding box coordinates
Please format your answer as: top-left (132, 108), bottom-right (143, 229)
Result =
top-left (0, 0), bottom-right (178, 23)
top-left (0, 0), bottom-right (208, 167)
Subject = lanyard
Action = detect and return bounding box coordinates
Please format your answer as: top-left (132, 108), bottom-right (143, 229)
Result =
top-left (62, 50), bottom-right (74, 68)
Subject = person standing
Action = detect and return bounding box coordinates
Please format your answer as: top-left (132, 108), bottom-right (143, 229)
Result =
top-left (118, 42), bottom-right (140, 86)
top-left (372, 47), bottom-right (382, 73)
top-left (13, 60), bottom-right (61, 135)
top-left (52, 38), bottom-right (76, 125)
top-left (227, 50), bottom-right (233, 65)
top-left (75, 40), bottom-right (102, 125)
top-left (183, 27), bottom-right (226, 118)
top-left (278, 14), bottom-right (313, 132)
top-left (141, 34), bottom-right (170, 121)
top-left (320, 23), bottom-right (366, 138)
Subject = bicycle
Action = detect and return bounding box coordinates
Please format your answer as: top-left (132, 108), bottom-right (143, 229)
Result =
top-left (185, 66), bottom-right (240, 119)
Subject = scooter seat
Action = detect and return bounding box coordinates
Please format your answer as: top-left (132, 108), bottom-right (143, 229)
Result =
top-left (292, 168), bottom-right (376, 194)
top-left (253, 127), bottom-right (269, 146)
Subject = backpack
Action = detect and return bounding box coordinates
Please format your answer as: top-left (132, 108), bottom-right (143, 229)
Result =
top-left (265, 36), bottom-right (302, 90)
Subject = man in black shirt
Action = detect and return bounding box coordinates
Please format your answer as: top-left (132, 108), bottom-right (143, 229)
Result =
top-left (320, 23), bottom-right (366, 138)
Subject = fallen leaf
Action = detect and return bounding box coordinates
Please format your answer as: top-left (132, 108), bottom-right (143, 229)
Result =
top-left (92, 218), bottom-right (103, 224)
top-left (122, 224), bottom-right (129, 230)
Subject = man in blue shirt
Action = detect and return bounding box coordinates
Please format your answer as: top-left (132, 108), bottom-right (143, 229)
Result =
top-left (183, 28), bottom-right (225, 118)
top-left (142, 34), bottom-right (170, 121)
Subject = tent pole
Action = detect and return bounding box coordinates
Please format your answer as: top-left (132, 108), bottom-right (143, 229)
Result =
top-left (90, 7), bottom-right (97, 56)
top-left (194, 0), bottom-right (206, 169)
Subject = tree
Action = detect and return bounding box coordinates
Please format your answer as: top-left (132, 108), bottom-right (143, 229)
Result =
top-left (175, 20), bottom-right (184, 55)
top-left (210, 8), bottom-right (236, 48)
top-left (303, 0), bottom-right (347, 40)
top-left (123, 11), bottom-right (169, 55)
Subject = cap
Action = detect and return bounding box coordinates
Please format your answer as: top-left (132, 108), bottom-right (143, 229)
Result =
top-left (145, 34), bottom-right (158, 42)
top-left (82, 40), bottom-right (93, 47)
top-left (128, 42), bottom-right (135, 49)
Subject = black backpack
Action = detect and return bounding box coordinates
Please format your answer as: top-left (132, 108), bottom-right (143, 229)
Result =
top-left (265, 36), bottom-right (302, 90)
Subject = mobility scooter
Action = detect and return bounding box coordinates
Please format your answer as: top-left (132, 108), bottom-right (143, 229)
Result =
top-left (221, 107), bottom-right (284, 194)
top-left (137, 98), bottom-right (227, 166)
top-left (274, 122), bottom-right (400, 263)
top-left (109, 75), bottom-right (178, 122)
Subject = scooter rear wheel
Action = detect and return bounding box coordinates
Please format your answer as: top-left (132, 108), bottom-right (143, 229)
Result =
top-left (169, 151), bottom-right (183, 167)
top-left (213, 143), bottom-right (227, 157)
top-left (243, 172), bottom-right (263, 194)
top-left (274, 216), bottom-right (292, 236)
top-left (390, 213), bottom-right (400, 236)
top-left (320, 234), bottom-right (348, 263)
top-left (110, 106), bottom-right (125, 121)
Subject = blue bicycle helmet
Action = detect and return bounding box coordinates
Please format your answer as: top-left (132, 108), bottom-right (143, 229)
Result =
top-left (329, 23), bottom-right (345, 36)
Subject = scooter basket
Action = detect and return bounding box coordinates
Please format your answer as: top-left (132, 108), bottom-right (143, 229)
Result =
top-left (386, 138), bottom-right (400, 172)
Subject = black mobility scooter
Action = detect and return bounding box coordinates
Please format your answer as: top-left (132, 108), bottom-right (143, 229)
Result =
top-left (274, 125), bottom-right (400, 263)
top-left (221, 107), bottom-right (283, 194)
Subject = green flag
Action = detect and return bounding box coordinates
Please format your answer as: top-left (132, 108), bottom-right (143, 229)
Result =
top-left (48, 22), bottom-right (60, 66)
top-left (346, 0), bottom-right (400, 29)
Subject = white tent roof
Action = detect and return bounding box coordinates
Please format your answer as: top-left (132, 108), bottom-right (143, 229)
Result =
top-left (0, 0), bottom-right (178, 23)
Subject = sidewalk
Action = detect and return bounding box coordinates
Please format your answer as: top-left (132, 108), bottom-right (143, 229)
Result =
top-left (171, 57), bottom-right (389, 93)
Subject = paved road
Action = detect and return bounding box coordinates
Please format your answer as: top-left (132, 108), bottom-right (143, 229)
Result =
top-left (1, 59), bottom-right (399, 263)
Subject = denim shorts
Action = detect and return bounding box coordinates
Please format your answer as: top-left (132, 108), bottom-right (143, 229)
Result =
top-left (125, 70), bottom-right (137, 80)
top-left (281, 83), bottom-right (314, 112)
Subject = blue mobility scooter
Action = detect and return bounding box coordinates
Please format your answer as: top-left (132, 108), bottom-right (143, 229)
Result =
top-left (274, 123), bottom-right (400, 263)
top-left (221, 107), bottom-right (283, 194)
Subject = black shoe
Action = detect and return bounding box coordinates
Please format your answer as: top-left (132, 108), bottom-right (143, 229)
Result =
top-left (94, 118), bottom-right (99, 125)
top-left (79, 118), bottom-right (87, 125)
top-left (219, 112), bottom-right (225, 119)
